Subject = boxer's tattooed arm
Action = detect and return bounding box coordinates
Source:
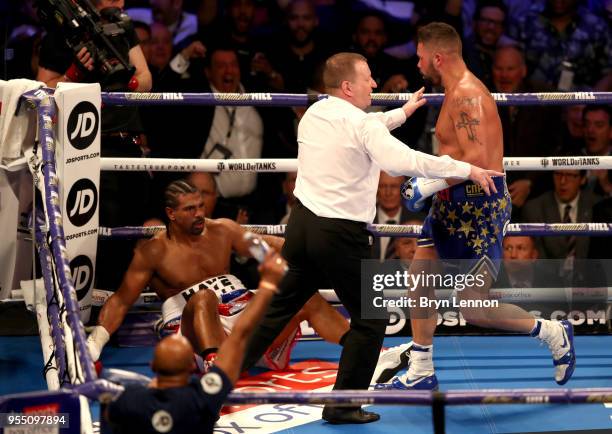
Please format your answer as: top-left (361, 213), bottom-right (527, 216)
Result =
top-left (453, 96), bottom-right (480, 107)
top-left (455, 111), bottom-right (480, 141)
top-left (453, 96), bottom-right (483, 144)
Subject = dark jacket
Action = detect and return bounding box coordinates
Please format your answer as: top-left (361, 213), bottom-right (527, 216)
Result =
top-left (522, 190), bottom-right (600, 259)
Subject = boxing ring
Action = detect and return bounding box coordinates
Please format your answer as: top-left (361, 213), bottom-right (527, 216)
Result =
top-left (2, 87), bottom-right (612, 434)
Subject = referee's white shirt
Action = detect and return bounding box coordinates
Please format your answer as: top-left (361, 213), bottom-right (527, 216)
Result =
top-left (294, 96), bottom-right (472, 223)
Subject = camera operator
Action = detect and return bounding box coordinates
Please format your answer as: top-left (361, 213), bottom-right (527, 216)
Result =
top-left (37, 0), bottom-right (151, 91)
top-left (37, 0), bottom-right (153, 291)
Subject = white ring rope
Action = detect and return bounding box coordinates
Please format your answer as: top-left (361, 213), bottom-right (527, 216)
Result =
top-left (101, 156), bottom-right (612, 172)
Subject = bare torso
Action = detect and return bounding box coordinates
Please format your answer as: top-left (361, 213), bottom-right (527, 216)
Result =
top-left (435, 71), bottom-right (504, 172)
top-left (141, 219), bottom-right (236, 300)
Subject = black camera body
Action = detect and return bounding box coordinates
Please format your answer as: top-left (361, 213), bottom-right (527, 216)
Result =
top-left (36, 0), bottom-right (136, 89)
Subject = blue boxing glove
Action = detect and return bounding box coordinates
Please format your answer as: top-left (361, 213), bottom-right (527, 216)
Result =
top-left (401, 177), bottom-right (450, 212)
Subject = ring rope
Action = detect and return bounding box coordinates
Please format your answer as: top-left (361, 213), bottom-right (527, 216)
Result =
top-left (99, 91), bottom-right (612, 107)
top-left (73, 380), bottom-right (612, 406)
top-left (30, 90), bottom-right (97, 383)
top-left (100, 156), bottom-right (612, 172)
top-left (88, 286), bottom-right (612, 309)
top-left (224, 388), bottom-right (612, 406)
top-left (72, 378), bottom-right (612, 434)
top-left (98, 222), bottom-right (612, 239)
top-left (33, 208), bottom-right (66, 388)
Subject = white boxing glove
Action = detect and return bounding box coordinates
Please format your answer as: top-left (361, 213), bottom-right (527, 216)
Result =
top-left (86, 325), bottom-right (110, 362)
top-left (401, 177), bottom-right (449, 211)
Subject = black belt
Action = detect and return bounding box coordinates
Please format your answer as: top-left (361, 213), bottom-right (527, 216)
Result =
top-left (295, 199), bottom-right (367, 228)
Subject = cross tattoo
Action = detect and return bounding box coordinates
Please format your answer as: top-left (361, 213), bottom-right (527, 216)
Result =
top-left (455, 112), bottom-right (479, 141)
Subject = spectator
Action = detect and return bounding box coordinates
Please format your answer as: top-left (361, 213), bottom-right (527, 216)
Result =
top-left (197, 0), bottom-right (219, 28)
top-left (522, 170), bottom-right (600, 271)
top-left (509, 0), bottom-right (612, 90)
top-left (583, 105), bottom-right (612, 157)
top-left (492, 45), bottom-right (561, 217)
top-left (4, 0), bottom-right (42, 79)
top-left (350, 11), bottom-right (408, 93)
top-left (582, 105), bottom-right (612, 196)
top-left (133, 21), bottom-right (152, 60)
top-left (187, 172), bottom-right (218, 218)
top-left (393, 218), bottom-right (423, 264)
top-left (280, 0), bottom-right (346, 37)
top-left (501, 236), bottom-right (561, 285)
top-left (503, 235), bottom-right (539, 261)
top-left (373, 171), bottom-right (424, 261)
top-left (501, 235), bottom-right (538, 288)
top-left (460, 0), bottom-right (544, 39)
top-left (558, 103), bottom-right (587, 154)
top-left (464, 0), bottom-right (512, 89)
top-left (147, 22), bottom-right (174, 73)
top-left (201, 46), bottom-right (263, 215)
top-left (187, 171), bottom-right (251, 223)
top-left (268, 0), bottom-right (333, 92)
top-left (201, 0), bottom-right (283, 91)
top-left (126, 0), bottom-right (198, 46)
top-left (147, 47), bottom-right (263, 207)
top-left (146, 22), bottom-right (205, 81)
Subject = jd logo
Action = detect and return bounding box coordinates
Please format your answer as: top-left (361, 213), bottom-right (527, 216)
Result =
top-left (67, 101), bottom-right (99, 150)
top-left (66, 179), bottom-right (98, 226)
top-left (70, 255), bottom-right (94, 300)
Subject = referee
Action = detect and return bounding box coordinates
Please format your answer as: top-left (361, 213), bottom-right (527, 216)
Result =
top-left (242, 52), bottom-right (501, 424)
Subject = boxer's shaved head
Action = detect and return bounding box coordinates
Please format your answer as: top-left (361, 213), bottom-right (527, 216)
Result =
top-left (152, 334), bottom-right (195, 376)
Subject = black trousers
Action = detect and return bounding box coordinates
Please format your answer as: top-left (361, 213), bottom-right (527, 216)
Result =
top-left (243, 201), bottom-right (388, 391)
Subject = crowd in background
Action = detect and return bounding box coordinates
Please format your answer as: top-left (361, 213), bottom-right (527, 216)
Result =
top-left (1, 0), bottom-right (611, 287)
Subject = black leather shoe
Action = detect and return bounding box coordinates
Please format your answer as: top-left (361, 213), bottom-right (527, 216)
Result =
top-left (322, 406), bottom-right (380, 424)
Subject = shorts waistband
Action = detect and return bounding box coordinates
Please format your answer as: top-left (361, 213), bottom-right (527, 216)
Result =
top-left (161, 275), bottom-right (247, 321)
top-left (437, 176), bottom-right (507, 202)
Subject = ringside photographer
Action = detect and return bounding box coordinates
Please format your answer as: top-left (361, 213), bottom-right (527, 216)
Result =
top-left (36, 0), bottom-right (153, 291)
